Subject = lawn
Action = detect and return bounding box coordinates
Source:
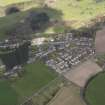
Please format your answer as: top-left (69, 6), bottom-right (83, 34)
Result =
top-left (0, 60), bottom-right (57, 105)
top-left (85, 72), bottom-right (105, 105)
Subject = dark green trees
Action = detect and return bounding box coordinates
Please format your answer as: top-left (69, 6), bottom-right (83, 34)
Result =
top-left (0, 42), bottom-right (30, 70)
top-left (27, 11), bottom-right (49, 30)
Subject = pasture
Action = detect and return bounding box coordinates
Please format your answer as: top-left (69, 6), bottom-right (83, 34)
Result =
top-left (85, 72), bottom-right (105, 105)
top-left (0, 0), bottom-right (105, 39)
top-left (64, 60), bottom-right (102, 87)
top-left (0, 60), bottom-right (57, 105)
top-left (0, 80), bottom-right (18, 105)
top-left (0, 0), bottom-right (31, 6)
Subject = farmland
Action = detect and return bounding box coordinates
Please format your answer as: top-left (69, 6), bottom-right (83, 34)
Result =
top-left (85, 72), bottom-right (105, 105)
top-left (0, 0), bottom-right (31, 6)
top-left (0, 60), bottom-right (57, 105)
top-left (0, 80), bottom-right (18, 105)
top-left (64, 60), bottom-right (102, 87)
top-left (0, 0), bottom-right (105, 39)
top-left (48, 83), bottom-right (86, 105)
top-left (95, 26), bottom-right (105, 54)
top-left (55, 0), bottom-right (105, 26)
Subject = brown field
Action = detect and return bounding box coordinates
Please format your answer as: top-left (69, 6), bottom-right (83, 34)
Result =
top-left (64, 60), bottom-right (102, 87)
top-left (95, 26), bottom-right (105, 54)
top-left (48, 84), bottom-right (86, 105)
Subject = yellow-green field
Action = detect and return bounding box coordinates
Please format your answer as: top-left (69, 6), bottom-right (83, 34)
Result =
top-left (0, 0), bottom-right (31, 6)
top-left (53, 0), bottom-right (105, 27)
top-left (0, 0), bottom-right (105, 39)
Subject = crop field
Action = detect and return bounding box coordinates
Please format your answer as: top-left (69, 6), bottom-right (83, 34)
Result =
top-left (85, 72), bottom-right (105, 105)
top-left (48, 83), bottom-right (86, 105)
top-left (0, 60), bottom-right (57, 105)
top-left (64, 60), bottom-right (102, 87)
top-left (95, 26), bottom-right (105, 54)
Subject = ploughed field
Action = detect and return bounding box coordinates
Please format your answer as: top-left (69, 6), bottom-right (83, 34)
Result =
top-left (0, 61), bottom-right (57, 105)
top-left (85, 72), bottom-right (105, 105)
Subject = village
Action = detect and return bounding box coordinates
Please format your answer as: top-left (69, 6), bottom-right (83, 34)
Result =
top-left (30, 32), bottom-right (94, 74)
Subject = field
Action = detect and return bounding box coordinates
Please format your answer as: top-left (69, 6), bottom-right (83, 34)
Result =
top-left (95, 26), bottom-right (105, 54)
top-left (45, 0), bottom-right (105, 29)
top-left (85, 72), bottom-right (105, 105)
top-left (0, 80), bottom-right (18, 105)
top-left (0, 0), bottom-right (31, 6)
top-left (0, 60), bottom-right (57, 105)
top-left (55, 0), bottom-right (105, 24)
top-left (48, 83), bottom-right (86, 105)
top-left (64, 60), bottom-right (102, 87)
top-left (0, 0), bottom-right (105, 39)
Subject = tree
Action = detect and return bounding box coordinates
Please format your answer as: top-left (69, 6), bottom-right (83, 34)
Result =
top-left (27, 11), bottom-right (49, 31)
top-left (6, 7), bottom-right (20, 15)
top-left (0, 42), bottom-right (30, 71)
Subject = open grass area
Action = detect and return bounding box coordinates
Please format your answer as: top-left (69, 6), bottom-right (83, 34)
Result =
top-left (0, 60), bottom-right (57, 105)
top-left (85, 72), bottom-right (105, 105)
top-left (0, 0), bottom-right (32, 6)
top-left (0, 80), bottom-right (18, 105)
top-left (55, 0), bottom-right (105, 20)
top-left (53, 0), bottom-right (105, 28)
top-left (0, 0), bottom-right (105, 39)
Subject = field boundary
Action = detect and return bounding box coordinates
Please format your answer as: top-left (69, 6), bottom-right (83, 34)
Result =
top-left (20, 75), bottom-right (64, 105)
top-left (81, 71), bottom-right (105, 105)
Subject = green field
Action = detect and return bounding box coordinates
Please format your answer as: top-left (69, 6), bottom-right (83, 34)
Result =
top-left (0, 60), bottom-right (57, 105)
top-left (0, 80), bottom-right (18, 105)
top-left (55, 0), bottom-right (105, 21)
top-left (85, 72), bottom-right (105, 105)
top-left (0, 0), bottom-right (31, 6)
top-left (0, 0), bottom-right (105, 39)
